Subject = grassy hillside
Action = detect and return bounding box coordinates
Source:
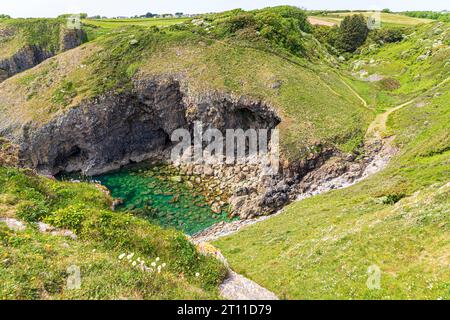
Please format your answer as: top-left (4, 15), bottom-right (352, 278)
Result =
top-left (214, 25), bottom-right (450, 299)
top-left (0, 6), bottom-right (372, 161)
top-left (310, 12), bottom-right (432, 28)
top-left (345, 22), bottom-right (450, 111)
top-left (83, 17), bottom-right (189, 29)
top-left (0, 18), bottom-right (82, 59)
top-left (0, 166), bottom-right (225, 299)
top-left (81, 17), bottom-right (189, 41)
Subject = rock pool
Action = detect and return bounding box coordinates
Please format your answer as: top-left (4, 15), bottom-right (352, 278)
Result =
top-left (93, 163), bottom-right (235, 235)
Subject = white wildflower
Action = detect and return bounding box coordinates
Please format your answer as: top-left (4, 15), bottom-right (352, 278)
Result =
top-left (132, 261), bottom-right (137, 266)
top-left (151, 262), bottom-right (156, 267)
top-left (155, 257), bottom-right (160, 262)
top-left (157, 265), bottom-right (162, 273)
top-left (127, 253), bottom-right (134, 260)
top-left (195, 272), bottom-right (200, 277)
top-left (118, 253), bottom-right (126, 260)
top-left (162, 263), bottom-right (166, 268)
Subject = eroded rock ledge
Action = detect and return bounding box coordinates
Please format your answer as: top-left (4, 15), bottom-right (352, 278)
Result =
top-left (0, 28), bottom-right (85, 83)
top-left (4, 77), bottom-right (280, 178)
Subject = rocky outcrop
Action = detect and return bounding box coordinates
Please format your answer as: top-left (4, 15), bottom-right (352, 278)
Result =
top-left (4, 77), bottom-right (280, 177)
top-left (192, 138), bottom-right (397, 242)
top-left (0, 45), bottom-right (53, 81)
top-left (0, 28), bottom-right (85, 83)
top-left (59, 28), bottom-right (86, 52)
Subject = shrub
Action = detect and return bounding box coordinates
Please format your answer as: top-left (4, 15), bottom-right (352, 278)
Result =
top-left (212, 8), bottom-right (307, 56)
top-left (382, 193), bottom-right (405, 205)
top-left (313, 25), bottom-right (340, 49)
top-left (16, 200), bottom-right (50, 222)
top-left (264, 5), bottom-right (311, 33)
top-left (369, 28), bottom-right (404, 44)
top-left (378, 77), bottom-right (401, 91)
top-left (44, 204), bottom-right (87, 232)
top-left (337, 14), bottom-right (369, 52)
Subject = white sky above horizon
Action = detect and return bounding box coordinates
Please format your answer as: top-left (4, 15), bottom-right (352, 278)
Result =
top-left (1, 1), bottom-right (449, 18)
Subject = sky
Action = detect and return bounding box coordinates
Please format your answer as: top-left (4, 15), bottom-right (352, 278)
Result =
top-left (1, 1), bottom-right (449, 18)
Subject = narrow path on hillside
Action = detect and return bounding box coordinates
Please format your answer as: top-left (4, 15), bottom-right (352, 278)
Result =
top-left (338, 75), bottom-right (370, 109)
top-left (198, 76), bottom-right (449, 300)
top-left (367, 77), bottom-right (450, 140)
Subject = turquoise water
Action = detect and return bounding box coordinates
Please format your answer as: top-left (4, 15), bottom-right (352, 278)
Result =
top-left (93, 164), bottom-right (234, 235)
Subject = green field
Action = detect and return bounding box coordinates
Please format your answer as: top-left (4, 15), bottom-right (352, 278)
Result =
top-left (81, 17), bottom-right (190, 40)
top-left (82, 17), bottom-right (189, 29)
top-left (310, 12), bottom-right (432, 28)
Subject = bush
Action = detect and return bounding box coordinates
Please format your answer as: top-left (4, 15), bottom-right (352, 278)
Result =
top-left (378, 77), bottom-right (401, 91)
top-left (44, 204), bottom-right (86, 232)
top-left (369, 28), bottom-right (404, 44)
top-left (313, 25), bottom-right (340, 49)
top-left (212, 7), bottom-right (307, 56)
top-left (16, 200), bottom-right (50, 222)
top-left (264, 5), bottom-right (311, 33)
top-left (337, 14), bottom-right (369, 52)
top-left (382, 193), bottom-right (405, 205)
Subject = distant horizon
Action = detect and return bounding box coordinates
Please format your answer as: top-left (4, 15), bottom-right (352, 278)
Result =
top-left (1, 1), bottom-right (449, 19)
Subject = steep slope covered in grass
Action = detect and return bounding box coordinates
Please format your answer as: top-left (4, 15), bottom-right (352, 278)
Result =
top-left (0, 167), bottom-right (225, 299)
top-left (214, 36), bottom-right (450, 299)
top-left (346, 22), bottom-right (450, 111)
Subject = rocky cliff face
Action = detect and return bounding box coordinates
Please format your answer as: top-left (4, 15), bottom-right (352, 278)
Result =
top-left (0, 45), bottom-right (53, 82)
top-left (11, 77), bottom-right (280, 176)
top-left (0, 28), bottom-right (86, 83)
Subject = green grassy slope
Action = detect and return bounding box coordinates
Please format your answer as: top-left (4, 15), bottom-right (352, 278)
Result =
top-left (0, 167), bottom-right (225, 299)
top-left (0, 7), bottom-right (373, 161)
top-left (83, 17), bottom-right (189, 29)
top-left (80, 18), bottom-right (189, 41)
top-left (214, 28), bottom-right (450, 299)
top-left (345, 22), bottom-right (450, 111)
top-left (0, 18), bottom-right (83, 59)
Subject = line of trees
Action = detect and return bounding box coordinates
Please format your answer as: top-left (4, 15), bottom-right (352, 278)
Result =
top-left (87, 12), bottom-right (190, 19)
top-left (401, 11), bottom-right (450, 22)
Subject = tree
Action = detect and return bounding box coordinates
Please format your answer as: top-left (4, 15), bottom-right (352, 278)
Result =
top-left (337, 14), bottom-right (369, 52)
top-left (382, 8), bottom-right (391, 13)
top-left (0, 14), bottom-right (11, 19)
top-left (175, 12), bottom-right (184, 18)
